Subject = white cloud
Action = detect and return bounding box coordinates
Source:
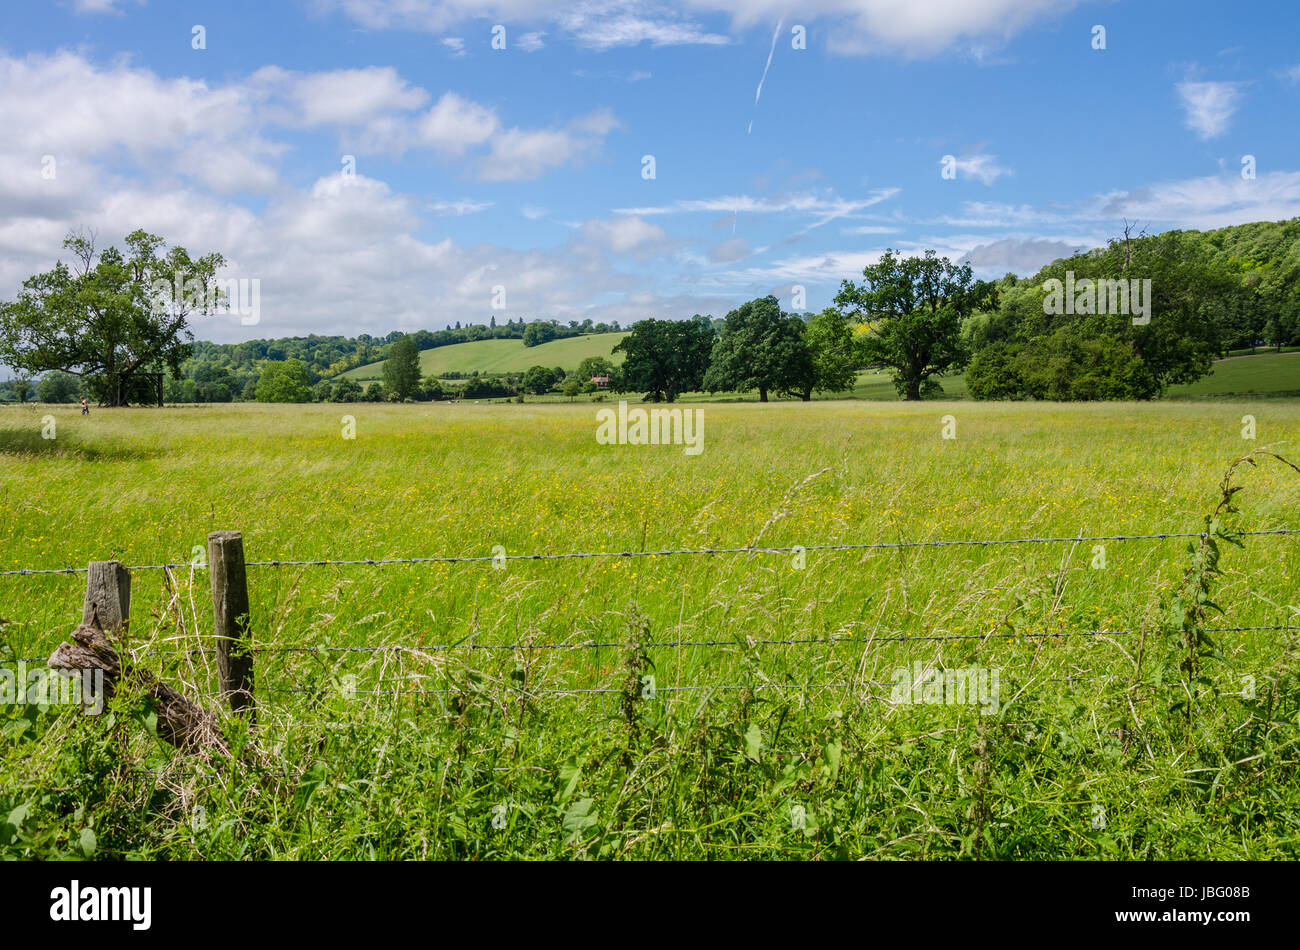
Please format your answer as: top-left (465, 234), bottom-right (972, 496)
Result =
top-left (428, 198), bottom-right (495, 215)
top-left (0, 169), bottom-right (677, 339)
top-left (0, 53), bottom-right (616, 198)
top-left (956, 237), bottom-right (1089, 273)
top-left (1098, 170), bottom-right (1300, 230)
top-left (559, 9), bottom-right (729, 49)
top-left (0, 51), bottom-right (284, 195)
top-left (1176, 80), bottom-right (1244, 139)
top-left (261, 66), bottom-right (430, 126)
top-left (72, 0), bottom-right (140, 13)
top-left (0, 51), bottom-right (647, 339)
top-left (350, 92), bottom-right (618, 180)
top-left (576, 215), bottom-right (669, 255)
top-left (517, 31), bottom-right (547, 51)
top-left (948, 153), bottom-right (1011, 185)
top-left (615, 189), bottom-right (898, 218)
top-left (317, 0), bottom-right (1074, 56)
top-left (811, 0), bottom-right (1079, 57)
top-left (416, 92), bottom-right (500, 154)
top-left (928, 201), bottom-right (1079, 228)
top-left (715, 169), bottom-right (1300, 291)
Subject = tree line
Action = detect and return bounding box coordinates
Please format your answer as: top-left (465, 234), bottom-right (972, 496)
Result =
top-left (4, 219), bottom-right (1298, 406)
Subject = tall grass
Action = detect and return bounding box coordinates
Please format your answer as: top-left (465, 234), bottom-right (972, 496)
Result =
top-left (1, 400), bottom-right (1299, 858)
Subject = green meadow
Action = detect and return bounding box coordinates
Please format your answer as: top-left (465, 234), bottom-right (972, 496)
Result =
top-left (343, 335), bottom-right (1298, 401)
top-left (2, 399), bottom-right (1300, 858)
top-left (342, 331), bottom-right (630, 381)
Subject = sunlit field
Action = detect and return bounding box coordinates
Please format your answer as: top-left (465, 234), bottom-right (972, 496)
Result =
top-left (3, 400), bottom-right (1300, 858)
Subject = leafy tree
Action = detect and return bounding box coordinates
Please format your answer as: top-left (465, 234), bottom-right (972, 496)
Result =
top-left (562, 378), bottom-right (581, 401)
top-left (364, 382), bottom-right (385, 402)
top-left (418, 377), bottom-right (446, 401)
top-left (703, 296), bottom-right (815, 401)
top-left (164, 377), bottom-right (200, 403)
top-left (255, 359), bottom-right (313, 403)
top-left (576, 355), bottom-right (616, 380)
top-left (522, 322), bottom-right (558, 347)
top-left (192, 363), bottom-right (237, 402)
top-left (461, 376), bottom-right (511, 399)
top-left (313, 380), bottom-right (334, 402)
top-left (834, 250), bottom-right (988, 400)
top-left (967, 331), bottom-right (1158, 400)
top-left (10, 375), bottom-right (35, 404)
top-left (36, 371), bottom-right (83, 404)
top-left (1037, 230), bottom-right (1230, 389)
top-left (804, 307), bottom-right (862, 396)
top-left (0, 229), bottom-right (225, 406)
top-left (575, 355), bottom-right (622, 392)
top-left (331, 377), bottom-right (363, 402)
top-left (523, 365), bottom-right (557, 394)
top-left (970, 229), bottom-right (1235, 400)
top-left (382, 334), bottom-right (422, 401)
top-left (613, 316), bottom-right (714, 402)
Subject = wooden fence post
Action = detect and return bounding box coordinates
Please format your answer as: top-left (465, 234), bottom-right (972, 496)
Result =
top-left (208, 530), bottom-right (255, 718)
top-left (49, 559), bottom-right (229, 754)
top-left (82, 560), bottom-right (130, 636)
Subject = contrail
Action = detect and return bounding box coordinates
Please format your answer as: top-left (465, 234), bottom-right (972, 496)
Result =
top-left (748, 17), bottom-right (783, 134)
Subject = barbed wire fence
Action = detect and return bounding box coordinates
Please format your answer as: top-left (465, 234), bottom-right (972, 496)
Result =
top-left (3, 527), bottom-right (1298, 576)
top-left (4, 525), bottom-right (1298, 709)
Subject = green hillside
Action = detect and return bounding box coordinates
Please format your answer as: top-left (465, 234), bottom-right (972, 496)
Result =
top-left (1166, 350), bottom-right (1300, 397)
top-left (341, 330), bottom-right (1295, 398)
top-left (342, 331), bottom-right (628, 381)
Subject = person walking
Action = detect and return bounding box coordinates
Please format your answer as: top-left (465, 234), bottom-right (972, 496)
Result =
top-left (80, 396), bottom-right (89, 416)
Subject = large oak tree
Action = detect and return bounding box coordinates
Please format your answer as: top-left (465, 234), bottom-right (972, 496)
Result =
top-left (613, 316), bottom-right (714, 402)
top-left (0, 229), bottom-right (226, 406)
top-left (703, 296), bottom-right (815, 401)
top-left (834, 250), bottom-right (991, 400)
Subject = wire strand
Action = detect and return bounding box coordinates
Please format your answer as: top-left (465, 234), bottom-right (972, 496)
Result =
top-left (3, 528), bottom-right (1296, 576)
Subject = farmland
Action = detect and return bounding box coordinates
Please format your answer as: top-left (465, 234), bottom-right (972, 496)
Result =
top-left (2, 399), bottom-right (1300, 858)
top-left (341, 331), bottom-right (630, 382)
top-left (339, 338), bottom-right (1298, 401)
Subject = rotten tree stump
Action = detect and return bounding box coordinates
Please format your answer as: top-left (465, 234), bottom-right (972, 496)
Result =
top-left (48, 612), bottom-right (228, 755)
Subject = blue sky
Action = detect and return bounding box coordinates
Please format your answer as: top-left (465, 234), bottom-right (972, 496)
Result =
top-left (2, 0), bottom-right (1299, 344)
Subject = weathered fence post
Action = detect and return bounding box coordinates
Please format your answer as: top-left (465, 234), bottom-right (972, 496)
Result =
top-left (48, 561), bottom-right (228, 754)
top-left (208, 530), bottom-right (255, 718)
top-left (82, 560), bottom-right (130, 636)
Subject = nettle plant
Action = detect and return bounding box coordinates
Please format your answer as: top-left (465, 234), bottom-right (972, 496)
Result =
top-left (1156, 450), bottom-right (1300, 734)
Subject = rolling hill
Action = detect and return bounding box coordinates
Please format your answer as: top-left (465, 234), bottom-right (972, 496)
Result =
top-left (342, 331), bottom-right (629, 381)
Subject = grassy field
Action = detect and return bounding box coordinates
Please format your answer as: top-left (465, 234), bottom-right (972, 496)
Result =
top-left (342, 331), bottom-right (629, 382)
top-left (2, 400), bottom-right (1300, 859)
top-left (343, 338), bottom-right (1297, 402)
top-left (1166, 351), bottom-right (1300, 398)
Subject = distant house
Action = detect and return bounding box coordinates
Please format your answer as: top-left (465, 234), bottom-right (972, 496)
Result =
top-left (591, 374), bottom-right (610, 388)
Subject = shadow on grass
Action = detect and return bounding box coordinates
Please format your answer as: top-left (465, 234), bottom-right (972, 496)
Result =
top-left (0, 426), bottom-right (161, 461)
